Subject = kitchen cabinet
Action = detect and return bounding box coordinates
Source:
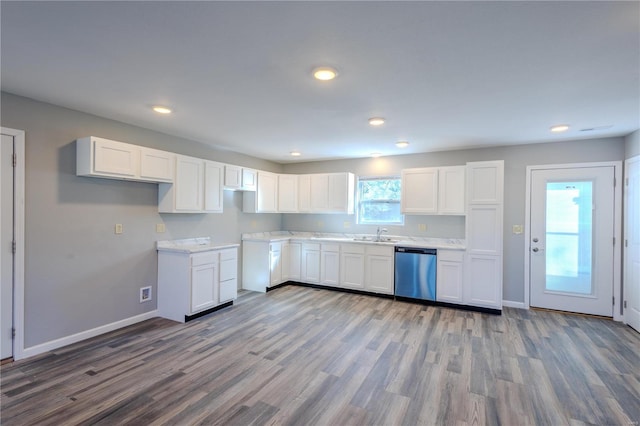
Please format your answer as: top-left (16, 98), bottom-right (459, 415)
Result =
top-left (269, 242), bottom-right (283, 287)
top-left (158, 246), bottom-right (238, 323)
top-left (242, 240), bottom-right (286, 291)
top-left (77, 136), bottom-right (175, 183)
top-left (321, 243), bottom-right (340, 286)
top-left (464, 160), bottom-right (504, 310)
top-left (301, 243), bottom-right (321, 284)
top-left (401, 166), bottom-right (465, 215)
top-left (243, 171), bottom-right (278, 213)
top-left (310, 173), bottom-right (355, 214)
top-left (283, 241), bottom-right (301, 281)
top-left (297, 175), bottom-right (311, 212)
top-left (340, 244), bottom-right (366, 290)
top-left (364, 245), bottom-right (394, 295)
top-left (158, 156), bottom-right (224, 213)
top-left (278, 174), bottom-right (298, 213)
top-left (224, 165), bottom-right (257, 191)
top-left (436, 250), bottom-right (464, 303)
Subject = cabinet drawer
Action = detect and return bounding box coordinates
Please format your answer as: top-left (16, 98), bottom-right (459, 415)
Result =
top-left (219, 248), bottom-right (237, 261)
top-left (191, 252), bottom-right (217, 267)
top-left (366, 245), bottom-right (393, 256)
top-left (341, 243), bottom-right (365, 254)
top-left (321, 243), bottom-right (340, 252)
top-left (220, 257), bottom-right (237, 282)
top-left (439, 250), bottom-right (465, 262)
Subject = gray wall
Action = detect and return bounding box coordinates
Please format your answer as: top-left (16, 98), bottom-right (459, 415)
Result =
top-left (626, 130), bottom-right (640, 158)
top-left (282, 137), bottom-right (627, 303)
top-left (1, 92), bottom-right (283, 347)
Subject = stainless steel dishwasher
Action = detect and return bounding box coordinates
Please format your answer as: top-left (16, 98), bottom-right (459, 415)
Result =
top-left (394, 247), bottom-right (437, 301)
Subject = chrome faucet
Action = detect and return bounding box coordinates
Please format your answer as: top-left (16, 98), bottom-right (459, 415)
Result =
top-left (376, 227), bottom-right (388, 242)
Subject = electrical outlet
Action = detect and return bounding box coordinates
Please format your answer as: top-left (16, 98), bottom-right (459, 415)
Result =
top-left (317, 220), bottom-right (324, 228)
top-left (115, 224), bottom-right (123, 234)
top-left (251, 220), bottom-right (257, 228)
top-left (156, 223), bottom-right (166, 233)
top-left (512, 225), bottom-right (523, 234)
top-left (418, 224), bottom-right (427, 232)
top-left (343, 221), bottom-right (351, 229)
top-left (140, 286), bottom-right (152, 303)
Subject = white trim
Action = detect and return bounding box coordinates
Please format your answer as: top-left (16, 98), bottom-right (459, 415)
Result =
top-left (524, 161), bottom-right (623, 321)
top-left (21, 310), bottom-right (158, 359)
top-left (502, 300), bottom-right (527, 309)
top-left (1, 127), bottom-right (25, 360)
top-left (623, 155), bottom-right (640, 326)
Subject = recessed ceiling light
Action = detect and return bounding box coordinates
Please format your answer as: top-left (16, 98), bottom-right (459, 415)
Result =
top-left (395, 141), bottom-right (410, 148)
top-left (371, 152), bottom-right (382, 158)
top-left (290, 151), bottom-right (301, 157)
top-left (550, 124), bottom-right (570, 133)
top-left (312, 67), bottom-right (338, 81)
top-left (368, 117), bottom-right (385, 126)
top-left (152, 106), bottom-right (172, 114)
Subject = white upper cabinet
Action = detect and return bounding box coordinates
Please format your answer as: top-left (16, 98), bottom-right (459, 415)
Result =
top-left (224, 165), bottom-right (257, 191)
top-left (310, 173), bottom-right (355, 214)
top-left (278, 174), bottom-right (298, 213)
top-left (438, 166), bottom-right (466, 215)
top-left (77, 136), bottom-right (175, 183)
top-left (243, 171), bottom-right (278, 213)
top-left (467, 161), bottom-right (504, 204)
top-left (401, 168), bottom-right (438, 214)
top-left (401, 166), bottom-right (465, 215)
top-left (204, 161), bottom-right (224, 213)
top-left (298, 175), bottom-right (311, 213)
top-left (159, 155), bottom-right (223, 213)
top-left (139, 147), bottom-right (174, 183)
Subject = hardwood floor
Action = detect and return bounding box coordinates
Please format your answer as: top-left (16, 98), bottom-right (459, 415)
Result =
top-left (1, 285), bottom-right (639, 425)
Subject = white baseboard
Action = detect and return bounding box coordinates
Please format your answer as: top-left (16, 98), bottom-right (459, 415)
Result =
top-left (20, 310), bottom-right (158, 360)
top-left (502, 300), bottom-right (527, 309)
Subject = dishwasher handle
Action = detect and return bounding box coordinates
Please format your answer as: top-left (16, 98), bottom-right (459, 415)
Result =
top-left (395, 247), bottom-right (437, 256)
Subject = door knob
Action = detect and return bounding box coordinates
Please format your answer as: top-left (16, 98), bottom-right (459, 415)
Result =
top-left (533, 238), bottom-right (539, 243)
top-left (532, 247), bottom-right (539, 252)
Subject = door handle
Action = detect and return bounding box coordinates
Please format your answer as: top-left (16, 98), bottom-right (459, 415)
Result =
top-left (532, 247), bottom-right (539, 252)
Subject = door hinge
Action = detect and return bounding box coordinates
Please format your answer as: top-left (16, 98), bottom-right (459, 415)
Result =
top-left (613, 237), bottom-right (615, 246)
top-left (12, 153), bottom-right (17, 167)
top-left (612, 296), bottom-right (615, 306)
top-left (11, 328), bottom-right (15, 338)
top-left (613, 177), bottom-right (616, 187)
top-left (12, 240), bottom-right (16, 254)
top-left (627, 177), bottom-right (630, 186)
top-left (624, 300), bottom-right (628, 309)
top-left (626, 239), bottom-right (629, 248)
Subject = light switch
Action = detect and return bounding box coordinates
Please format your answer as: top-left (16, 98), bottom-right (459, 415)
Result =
top-left (156, 223), bottom-right (166, 233)
top-left (418, 224), bottom-right (427, 232)
top-left (115, 224), bottom-right (123, 234)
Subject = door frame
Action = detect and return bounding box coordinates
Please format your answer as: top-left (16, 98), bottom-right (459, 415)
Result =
top-left (1, 127), bottom-right (25, 360)
top-left (524, 161), bottom-right (623, 321)
top-left (623, 155), bottom-right (640, 329)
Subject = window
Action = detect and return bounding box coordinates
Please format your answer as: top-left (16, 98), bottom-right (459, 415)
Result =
top-left (357, 177), bottom-right (404, 225)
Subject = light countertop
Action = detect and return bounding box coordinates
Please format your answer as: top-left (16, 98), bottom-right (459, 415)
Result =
top-left (157, 237), bottom-right (240, 253)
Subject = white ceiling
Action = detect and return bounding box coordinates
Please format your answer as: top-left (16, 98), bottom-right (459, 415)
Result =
top-left (1, 1), bottom-right (638, 163)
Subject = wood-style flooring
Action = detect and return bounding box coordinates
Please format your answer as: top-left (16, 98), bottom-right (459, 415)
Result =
top-left (1, 285), bottom-right (639, 425)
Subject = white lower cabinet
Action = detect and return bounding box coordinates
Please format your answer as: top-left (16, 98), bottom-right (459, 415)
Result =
top-left (242, 241), bottom-right (286, 292)
top-left (269, 242), bottom-right (283, 287)
top-left (301, 243), bottom-right (321, 284)
top-left (340, 244), bottom-right (366, 290)
top-left (364, 245), bottom-right (394, 295)
top-left (320, 244), bottom-right (340, 287)
top-left (286, 242), bottom-right (301, 281)
top-left (158, 247), bottom-right (238, 323)
top-left (436, 250), bottom-right (465, 303)
top-left (465, 254), bottom-right (502, 309)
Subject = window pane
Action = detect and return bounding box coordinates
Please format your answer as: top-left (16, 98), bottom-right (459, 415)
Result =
top-left (357, 178), bottom-right (403, 225)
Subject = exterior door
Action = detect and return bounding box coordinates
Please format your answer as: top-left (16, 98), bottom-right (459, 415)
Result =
top-left (530, 166), bottom-right (615, 316)
top-left (1, 134), bottom-right (14, 359)
top-left (624, 156), bottom-right (640, 332)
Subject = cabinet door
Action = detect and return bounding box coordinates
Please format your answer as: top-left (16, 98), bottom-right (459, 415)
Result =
top-left (438, 166), bottom-right (465, 215)
top-left (310, 174), bottom-right (329, 212)
top-left (93, 137), bottom-right (140, 178)
top-left (140, 147), bottom-right (174, 182)
top-left (437, 251), bottom-right (464, 303)
top-left (467, 161), bottom-right (504, 204)
top-left (365, 246), bottom-right (394, 294)
top-left (191, 263), bottom-right (218, 313)
top-left (219, 248), bottom-right (238, 303)
top-left (288, 242), bottom-right (301, 281)
top-left (466, 205), bottom-right (502, 255)
top-left (321, 249), bottom-right (340, 286)
top-left (269, 243), bottom-right (282, 286)
top-left (175, 156), bottom-right (204, 212)
top-left (340, 251), bottom-right (365, 290)
top-left (204, 161), bottom-right (224, 213)
top-left (327, 173), bottom-right (353, 213)
top-left (298, 175), bottom-right (311, 212)
top-left (224, 165), bottom-right (242, 189)
top-left (257, 172), bottom-right (278, 213)
top-left (241, 168), bottom-right (257, 191)
top-left (401, 168), bottom-right (438, 214)
top-left (301, 245), bottom-right (321, 284)
top-left (465, 254), bottom-right (502, 309)
top-left (278, 174), bottom-right (298, 213)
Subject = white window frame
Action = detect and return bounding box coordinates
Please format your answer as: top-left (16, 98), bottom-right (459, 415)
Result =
top-left (356, 176), bottom-right (404, 226)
